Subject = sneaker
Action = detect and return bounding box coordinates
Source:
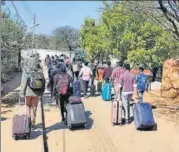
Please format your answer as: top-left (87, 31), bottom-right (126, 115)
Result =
top-left (125, 120), bottom-right (130, 125)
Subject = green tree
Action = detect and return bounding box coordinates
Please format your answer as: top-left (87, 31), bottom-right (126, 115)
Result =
top-left (52, 26), bottom-right (79, 51)
top-left (1, 9), bottom-right (25, 82)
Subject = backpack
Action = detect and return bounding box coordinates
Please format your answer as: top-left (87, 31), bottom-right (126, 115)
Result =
top-left (49, 66), bottom-right (56, 77)
top-left (73, 63), bottom-right (80, 72)
top-left (27, 70), bottom-right (45, 91)
top-left (56, 73), bottom-right (69, 95)
top-left (136, 74), bottom-right (147, 92)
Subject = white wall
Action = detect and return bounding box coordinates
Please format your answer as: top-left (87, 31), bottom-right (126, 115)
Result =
top-left (21, 49), bottom-right (76, 60)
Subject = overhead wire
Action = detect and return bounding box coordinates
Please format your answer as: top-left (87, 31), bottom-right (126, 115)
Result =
top-left (10, 0), bottom-right (26, 26)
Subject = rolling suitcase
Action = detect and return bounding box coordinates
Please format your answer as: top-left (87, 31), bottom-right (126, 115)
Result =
top-left (111, 100), bottom-right (123, 125)
top-left (79, 78), bottom-right (85, 92)
top-left (73, 80), bottom-right (81, 97)
top-left (90, 84), bottom-right (96, 97)
top-left (66, 102), bottom-right (87, 130)
top-left (12, 97), bottom-right (31, 140)
top-left (69, 96), bottom-right (82, 104)
top-left (133, 102), bottom-right (156, 130)
top-left (102, 83), bottom-right (112, 101)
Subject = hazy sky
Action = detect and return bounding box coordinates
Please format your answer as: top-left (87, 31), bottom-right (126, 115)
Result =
top-left (5, 1), bottom-right (103, 35)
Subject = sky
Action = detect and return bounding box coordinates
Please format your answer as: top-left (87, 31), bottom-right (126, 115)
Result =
top-left (5, 1), bottom-right (103, 35)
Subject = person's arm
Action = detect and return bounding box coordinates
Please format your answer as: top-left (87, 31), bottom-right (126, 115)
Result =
top-left (103, 69), bottom-right (106, 79)
top-left (111, 69), bottom-right (116, 84)
top-left (133, 76), bottom-right (138, 101)
top-left (21, 69), bottom-right (27, 96)
top-left (79, 68), bottom-right (83, 77)
top-left (89, 68), bottom-right (93, 76)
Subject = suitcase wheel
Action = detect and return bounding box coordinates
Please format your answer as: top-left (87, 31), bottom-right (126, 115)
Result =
top-left (69, 125), bottom-right (72, 130)
top-left (13, 135), bottom-right (18, 140)
top-left (26, 135), bottom-right (30, 139)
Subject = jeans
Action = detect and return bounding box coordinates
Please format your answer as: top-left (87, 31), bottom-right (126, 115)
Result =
top-left (122, 93), bottom-right (133, 121)
top-left (137, 90), bottom-right (144, 103)
top-left (56, 94), bottom-right (69, 120)
top-left (83, 80), bottom-right (89, 96)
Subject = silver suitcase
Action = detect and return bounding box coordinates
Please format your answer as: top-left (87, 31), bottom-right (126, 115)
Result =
top-left (66, 103), bottom-right (87, 130)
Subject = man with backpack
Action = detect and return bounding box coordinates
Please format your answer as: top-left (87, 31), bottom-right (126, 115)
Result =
top-left (111, 61), bottom-right (125, 101)
top-left (136, 64), bottom-right (148, 103)
top-left (21, 62), bottom-right (45, 128)
top-left (48, 61), bottom-right (57, 96)
top-left (53, 65), bottom-right (73, 122)
top-left (79, 61), bottom-right (92, 98)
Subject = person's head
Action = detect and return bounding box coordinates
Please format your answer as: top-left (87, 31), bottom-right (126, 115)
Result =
top-left (84, 61), bottom-right (88, 66)
top-left (60, 64), bottom-right (66, 73)
top-left (34, 63), bottom-right (41, 70)
top-left (107, 61), bottom-right (111, 67)
top-left (47, 54), bottom-right (49, 57)
top-left (123, 63), bottom-right (130, 70)
top-left (52, 56), bottom-right (54, 59)
top-left (73, 58), bottom-right (76, 62)
top-left (118, 61), bottom-right (123, 67)
top-left (138, 64), bottom-right (144, 73)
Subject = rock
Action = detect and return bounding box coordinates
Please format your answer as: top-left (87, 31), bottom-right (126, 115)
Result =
top-left (161, 59), bottom-right (179, 99)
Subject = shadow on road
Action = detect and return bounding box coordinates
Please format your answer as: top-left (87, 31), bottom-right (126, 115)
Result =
top-left (30, 110), bottom-right (94, 139)
top-left (1, 117), bottom-right (7, 121)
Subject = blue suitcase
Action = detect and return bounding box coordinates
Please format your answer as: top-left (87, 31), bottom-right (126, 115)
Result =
top-left (133, 103), bottom-right (156, 130)
top-left (73, 80), bottom-right (81, 97)
top-left (102, 83), bottom-right (112, 101)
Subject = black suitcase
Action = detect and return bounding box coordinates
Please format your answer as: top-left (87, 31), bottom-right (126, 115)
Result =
top-left (66, 102), bottom-right (87, 130)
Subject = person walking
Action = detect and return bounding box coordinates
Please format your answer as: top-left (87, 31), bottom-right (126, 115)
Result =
top-left (136, 64), bottom-right (148, 103)
top-left (79, 61), bottom-right (92, 98)
top-left (111, 61), bottom-right (125, 101)
top-left (103, 61), bottom-right (113, 83)
top-left (53, 65), bottom-right (73, 122)
top-left (72, 58), bottom-right (81, 80)
top-left (119, 63), bottom-right (136, 124)
top-left (21, 62), bottom-right (45, 128)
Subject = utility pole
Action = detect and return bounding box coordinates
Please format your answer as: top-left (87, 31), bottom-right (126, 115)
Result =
top-left (32, 14), bottom-right (36, 53)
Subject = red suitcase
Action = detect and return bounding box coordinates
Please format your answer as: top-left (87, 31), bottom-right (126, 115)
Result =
top-left (111, 100), bottom-right (123, 125)
top-left (12, 97), bottom-right (31, 140)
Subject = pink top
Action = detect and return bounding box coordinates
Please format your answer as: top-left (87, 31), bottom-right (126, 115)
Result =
top-left (79, 66), bottom-right (92, 81)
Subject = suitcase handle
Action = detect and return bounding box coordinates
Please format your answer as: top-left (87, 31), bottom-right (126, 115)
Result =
top-left (18, 95), bottom-right (27, 115)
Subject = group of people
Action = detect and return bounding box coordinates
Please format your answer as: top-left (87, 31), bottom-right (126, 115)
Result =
top-left (45, 54), bottom-right (149, 125)
top-left (20, 52), bottom-right (149, 128)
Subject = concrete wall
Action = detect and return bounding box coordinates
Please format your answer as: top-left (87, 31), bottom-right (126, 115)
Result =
top-left (21, 49), bottom-right (76, 60)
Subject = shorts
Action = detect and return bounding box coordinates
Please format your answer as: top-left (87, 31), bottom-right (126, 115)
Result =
top-left (26, 96), bottom-right (39, 107)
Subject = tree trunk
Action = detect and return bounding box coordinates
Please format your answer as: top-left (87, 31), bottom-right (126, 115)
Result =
top-left (18, 49), bottom-right (21, 67)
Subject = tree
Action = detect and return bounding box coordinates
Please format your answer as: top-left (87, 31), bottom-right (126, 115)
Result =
top-left (157, 0), bottom-right (179, 39)
top-left (52, 26), bottom-right (79, 51)
top-left (1, 9), bottom-right (25, 82)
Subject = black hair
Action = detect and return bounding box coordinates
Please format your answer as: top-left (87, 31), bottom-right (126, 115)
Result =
top-left (124, 63), bottom-right (130, 70)
top-left (107, 61), bottom-right (111, 66)
top-left (84, 61), bottom-right (88, 66)
top-left (139, 67), bottom-right (144, 72)
top-left (118, 61), bottom-right (123, 66)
